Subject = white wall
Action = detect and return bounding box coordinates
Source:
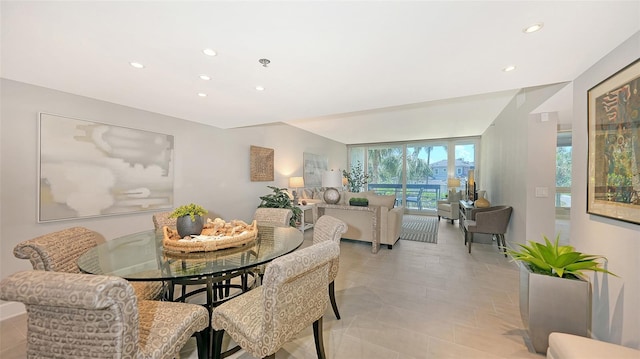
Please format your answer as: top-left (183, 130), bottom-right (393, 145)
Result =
top-left (480, 83), bottom-right (567, 247)
top-left (571, 32), bottom-right (640, 348)
top-left (0, 79), bottom-right (346, 318)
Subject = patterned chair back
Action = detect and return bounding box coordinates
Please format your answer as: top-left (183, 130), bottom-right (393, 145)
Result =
top-left (253, 207), bottom-right (293, 226)
top-left (13, 226), bottom-right (103, 273)
top-left (152, 211), bottom-right (177, 230)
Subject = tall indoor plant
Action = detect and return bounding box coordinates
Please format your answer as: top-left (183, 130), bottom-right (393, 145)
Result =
top-left (342, 160), bottom-right (370, 193)
top-left (508, 235), bottom-right (617, 353)
top-left (258, 186), bottom-right (301, 227)
top-left (170, 203), bottom-right (208, 237)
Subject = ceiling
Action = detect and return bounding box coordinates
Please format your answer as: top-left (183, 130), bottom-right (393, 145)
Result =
top-left (2, 1), bottom-right (638, 144)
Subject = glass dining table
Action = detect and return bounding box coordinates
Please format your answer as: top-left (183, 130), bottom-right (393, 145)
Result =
top-left (78, 223), bottom-right (304, 310)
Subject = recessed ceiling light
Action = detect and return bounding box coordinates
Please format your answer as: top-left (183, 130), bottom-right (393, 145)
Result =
top-left (523, 23), bottom-right (544, 33)
top-left (203, 48), bottom-right (217, 56)
top-left (198, 93), bottom-right (207, 97)
top-left (255, 86), bottom-right (265, 91)
top-left (199, 74), bottom-right (211, 81)
top-left (129, 62), bottom-right (144, 69)
top-left (503, 65), bottom-right (516, 72)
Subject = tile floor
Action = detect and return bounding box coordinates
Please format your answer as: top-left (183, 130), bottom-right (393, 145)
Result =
top-left (0, 219), bottom-right (545, 359)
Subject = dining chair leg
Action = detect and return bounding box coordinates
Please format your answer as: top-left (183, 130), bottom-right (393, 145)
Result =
top-left (211, 329), bottom-right (224, 359)
top-left (194, 328), bottom-right (209, 359)
top-left (313, 317), bottom-right (326, 359)
top-left (329, 281), bottom-right (340, 319)
top-left (468, 232), bottom-right (472, 253)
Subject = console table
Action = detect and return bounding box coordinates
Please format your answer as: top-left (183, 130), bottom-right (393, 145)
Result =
top-left (459, 200), bottom-right (475, 234)
top-left (316, 203), bottom-right (380, 253)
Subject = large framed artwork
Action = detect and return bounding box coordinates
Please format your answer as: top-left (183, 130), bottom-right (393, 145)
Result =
top-left (587, 58), bottom-right (640, 224)
top-left (38, 113), bottom-right (174, 222)
top-left (250, 145), bottom-right (274, 181)
top-left (303, 152), bottom-right (328, 187)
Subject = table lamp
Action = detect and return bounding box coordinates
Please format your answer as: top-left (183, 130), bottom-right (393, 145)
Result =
top-left (289, 176), bottom-right (304, 205)
top-left (447, 178), bottom-right (461, 189)
top-left (322, 170), bottom-right (342, 204)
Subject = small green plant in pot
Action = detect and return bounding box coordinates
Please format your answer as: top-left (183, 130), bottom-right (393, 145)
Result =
top-left (258, 186), bottom-right (301, 227)
top-left (349, 197), bottom-right (369, 207)
top-left (170, 203), bottom-right (208, 237)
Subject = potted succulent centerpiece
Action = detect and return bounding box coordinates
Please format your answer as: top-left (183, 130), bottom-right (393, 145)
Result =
top-left (258, 186), bottom-right (302, 227)
top-left (507, 235), bottom-right (617, 354)
top-left (170, 203), bottom-right (208, 238)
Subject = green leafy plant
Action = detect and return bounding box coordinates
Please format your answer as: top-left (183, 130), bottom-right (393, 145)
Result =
top-left (507, 234), bottom-right (617, 279)
top-left (258, 186), bottom-right (302, 227)
top-left (169, 203), bottom-right (208, 222)
top-left (342, 160), bottom-right (370, 192)
top-left (349, 197), bottom-right (369, 206)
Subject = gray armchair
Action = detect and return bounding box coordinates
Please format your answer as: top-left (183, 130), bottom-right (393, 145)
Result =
top-left (463, 205), bottom-right (513, 256)
top-left (437, 190), bottom-right (462, 224)
top-left (0, 270), bottom-right (209, 359)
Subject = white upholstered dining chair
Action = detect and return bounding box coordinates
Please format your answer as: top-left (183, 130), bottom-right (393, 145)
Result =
top-left (210, 240), bottom-right (340, 359)
top-left (13, 226), bottom-right (165, 301)
top-left (312, 215), bottom-right (348, 319)
top-left (0, 270), bottom-right (210, 359)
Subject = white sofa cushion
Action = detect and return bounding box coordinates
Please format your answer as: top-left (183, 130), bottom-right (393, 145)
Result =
top-left (547, 333), bottom-right (640, 359)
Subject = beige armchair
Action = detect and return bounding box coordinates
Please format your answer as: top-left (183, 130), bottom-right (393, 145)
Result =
top-left (13, 226), bottom-right (164, 301)
top-left (0, 270), bottom-right (209, 359)
top-left (312, 215), bottom-right (348, 319)
top-left (463, 205), bottom-right (513, 255)
top-left (437, 190), bottom-right (462, 224)
top-left (211, 240), bottom-right (340, 359)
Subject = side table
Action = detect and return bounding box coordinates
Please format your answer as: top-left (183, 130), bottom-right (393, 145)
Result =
top-left (296, 204), bottom-right (316, 233)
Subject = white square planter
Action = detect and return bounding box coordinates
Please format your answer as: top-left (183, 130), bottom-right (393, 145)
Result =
top-left (519, 263), bottom-right (591, 354)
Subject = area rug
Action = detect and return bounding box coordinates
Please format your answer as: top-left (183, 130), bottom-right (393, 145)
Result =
top-left (400, 215), bottom-right (439, 244)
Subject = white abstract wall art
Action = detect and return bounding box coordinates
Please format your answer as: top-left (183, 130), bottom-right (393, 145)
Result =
top-left (38, 113), bottom-right (174, 222)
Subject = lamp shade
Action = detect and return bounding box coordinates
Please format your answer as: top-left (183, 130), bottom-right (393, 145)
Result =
top-left (447, 178), bottom-right (461, 187)
top-left (289, 176), bottom-right (304, 188)
top-left (321, 170), bottom-right (342, 188)
top-left (468, 170), bottom-right (475, 185)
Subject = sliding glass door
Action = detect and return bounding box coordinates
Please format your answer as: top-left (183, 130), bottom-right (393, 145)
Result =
top-left (347, 138), bottom-right (479, 215)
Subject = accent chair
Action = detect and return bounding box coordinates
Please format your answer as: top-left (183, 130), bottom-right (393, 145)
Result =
top-left (463, 205), bottom-right (513, 256)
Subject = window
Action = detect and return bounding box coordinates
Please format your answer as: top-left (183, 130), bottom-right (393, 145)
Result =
top-left (347, 137), bottom-right (479, 214)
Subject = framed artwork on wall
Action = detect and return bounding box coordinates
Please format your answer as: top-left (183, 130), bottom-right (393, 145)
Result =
top-left (250, 145), bottom-right (274, 181)
top-left (303, 152), bottom-right (328, 187)
top-left (587, 58), bottom-right (640, 224)
top-left (38, 113), bottom-right (174, 222)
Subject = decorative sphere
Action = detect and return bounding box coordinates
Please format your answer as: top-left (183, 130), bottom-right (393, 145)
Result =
top-left (323, 188), bottom-right (341, 204)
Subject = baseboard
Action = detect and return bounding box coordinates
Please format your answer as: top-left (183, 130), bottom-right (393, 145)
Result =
top-left (0, 301), bottom-right (26, 321)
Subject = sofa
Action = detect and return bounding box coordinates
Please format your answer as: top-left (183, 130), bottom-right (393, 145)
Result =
top-left (300, 189), bottom-right (403, 252)
top-left (547, 332), bottom-right (640, 359)
top-left (436, 190), bottom-right (462, 223)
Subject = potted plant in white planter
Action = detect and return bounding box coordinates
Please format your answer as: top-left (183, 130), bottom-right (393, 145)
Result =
top-left (170, 203), bottom-right (208, 238)
top-left (508, 235), bottom-right (617, 354)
